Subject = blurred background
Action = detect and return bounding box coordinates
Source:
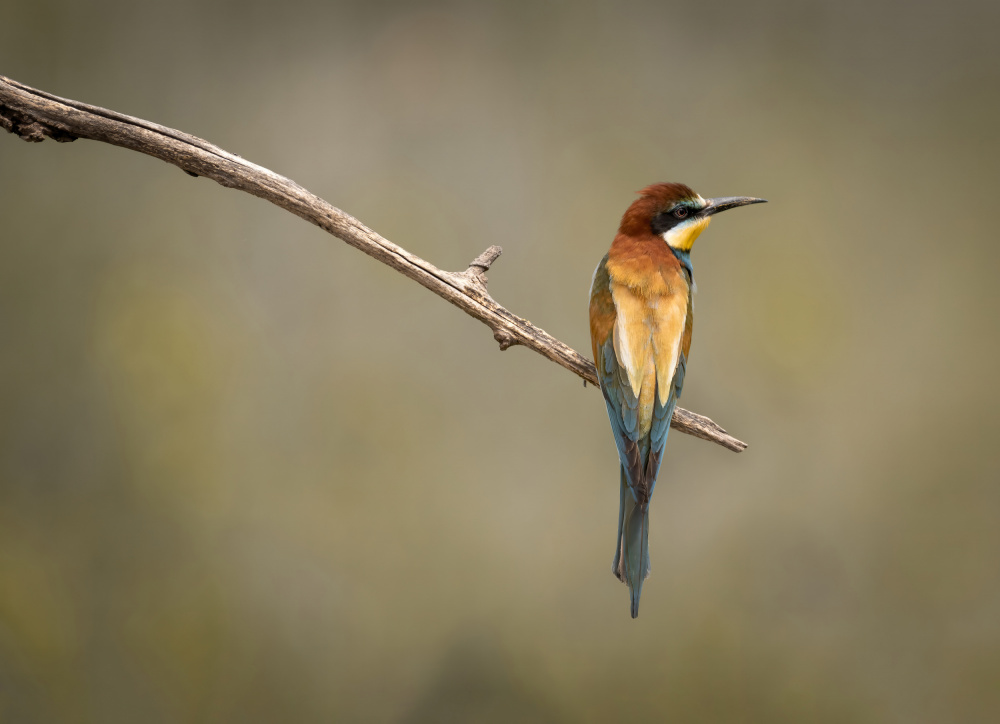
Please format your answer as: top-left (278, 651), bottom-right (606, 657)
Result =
top-left (1, 0), bottom-right (998, 721)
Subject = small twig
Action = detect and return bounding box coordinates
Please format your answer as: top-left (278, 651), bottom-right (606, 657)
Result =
top-left (466, 245), bottom-right (503, 275)
top-left (0, 75), bottom-right (747, 453)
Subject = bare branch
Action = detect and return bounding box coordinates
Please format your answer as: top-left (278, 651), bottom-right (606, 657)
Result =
top-left (0, 75), bottom-right (747, 453)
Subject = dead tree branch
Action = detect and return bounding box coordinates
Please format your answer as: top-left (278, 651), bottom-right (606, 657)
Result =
top-left (0, 74), bottom-right (747, 452)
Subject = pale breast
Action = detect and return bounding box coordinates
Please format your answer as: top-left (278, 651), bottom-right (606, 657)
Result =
top-left (610, 278), bottom-right (689, 421)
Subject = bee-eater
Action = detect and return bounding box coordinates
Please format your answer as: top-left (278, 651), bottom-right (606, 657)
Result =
top-left (589, 183), bottom-right (765, 618)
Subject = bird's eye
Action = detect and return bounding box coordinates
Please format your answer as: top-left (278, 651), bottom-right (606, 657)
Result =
top-left (672, 207), bottom-right (689, 219)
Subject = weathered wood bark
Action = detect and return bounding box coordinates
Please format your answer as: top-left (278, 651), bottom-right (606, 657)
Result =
top-left (0, 74), bottom-right (747, 452)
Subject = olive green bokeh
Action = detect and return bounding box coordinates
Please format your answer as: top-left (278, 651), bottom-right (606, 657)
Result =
top-left (1, 1), bottom-right (999, 722)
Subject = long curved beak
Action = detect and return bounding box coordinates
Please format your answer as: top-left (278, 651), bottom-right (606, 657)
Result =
top-left (702, 196), bottom-right (767, 216)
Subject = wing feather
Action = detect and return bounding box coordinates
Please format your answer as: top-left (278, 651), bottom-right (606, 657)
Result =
top-left (592, 254), bottom-right (692, 499)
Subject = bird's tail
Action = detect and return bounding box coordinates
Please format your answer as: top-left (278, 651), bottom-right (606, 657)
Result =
top-left (613, 466), bottom-right (650, 618)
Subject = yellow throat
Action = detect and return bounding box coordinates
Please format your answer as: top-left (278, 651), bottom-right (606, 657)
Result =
top-left (662, 216), bottom-right (710, 251)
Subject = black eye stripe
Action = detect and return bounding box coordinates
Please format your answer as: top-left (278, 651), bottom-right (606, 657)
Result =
top-left (651, 205), bottom-right (698, 235)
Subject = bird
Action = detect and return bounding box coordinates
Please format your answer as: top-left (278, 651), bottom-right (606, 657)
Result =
top-left (589, 182), bottom-right (765, 618)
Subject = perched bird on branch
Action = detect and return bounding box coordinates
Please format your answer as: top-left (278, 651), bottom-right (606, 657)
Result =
top-left (589, 183), bottom-right (765, 618)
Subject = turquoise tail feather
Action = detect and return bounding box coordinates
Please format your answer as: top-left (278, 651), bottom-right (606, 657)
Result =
top-left (611, 466), bottom-right (627, 580)
top-left (614, 465), bottom-right (651, 619)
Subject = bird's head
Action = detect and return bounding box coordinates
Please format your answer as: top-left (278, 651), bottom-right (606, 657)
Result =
top-left (619, 182), bottom-right (766, 252)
